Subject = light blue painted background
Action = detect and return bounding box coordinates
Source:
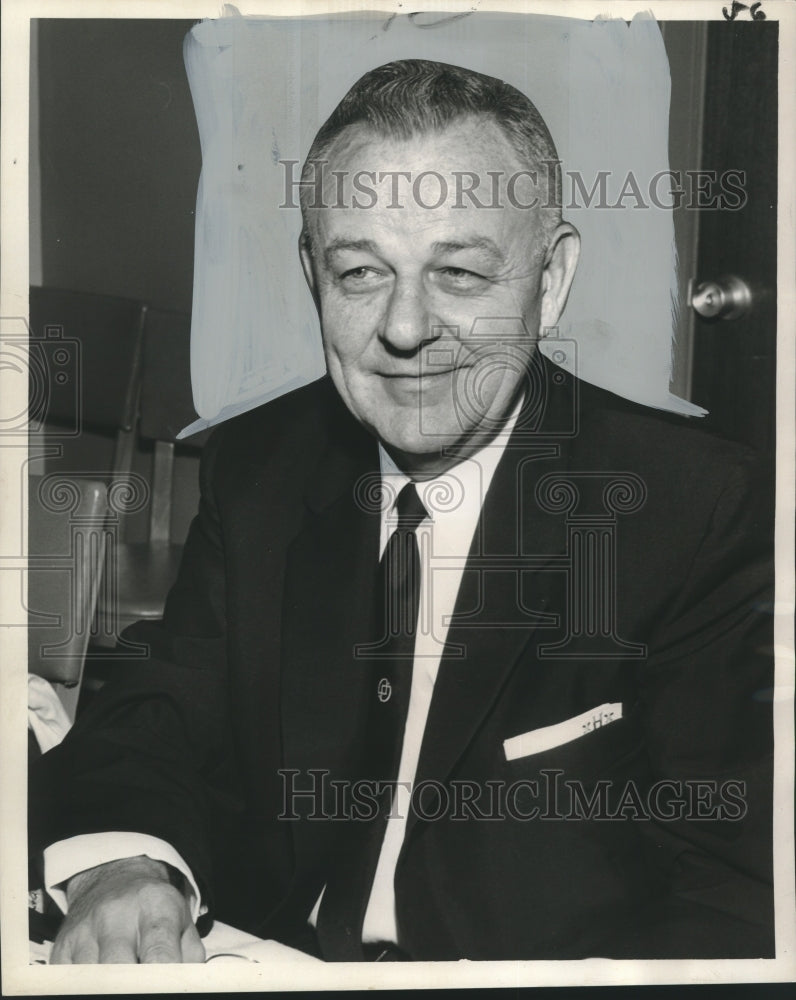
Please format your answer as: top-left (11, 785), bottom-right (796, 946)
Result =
top-left (181, 10), bottom-right (704, 435)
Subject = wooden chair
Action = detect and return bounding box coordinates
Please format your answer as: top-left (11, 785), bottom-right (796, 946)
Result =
top-left (28, 286), bottom-right (147, 481)
top-left (93, 307), bottom-right (208, 645)
top-left (27, 474), bottom-right (109, 721)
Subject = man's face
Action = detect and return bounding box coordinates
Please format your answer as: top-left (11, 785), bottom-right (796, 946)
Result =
top-left (300, 117), bottom-right (579, 476)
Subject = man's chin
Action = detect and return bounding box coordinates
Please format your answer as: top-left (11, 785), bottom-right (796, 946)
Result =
top-left (375, 423), bottom-right (482, 477)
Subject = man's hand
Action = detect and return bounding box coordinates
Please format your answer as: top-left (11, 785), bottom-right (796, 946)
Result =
top-left (50, 855), bottom-right (206, 964)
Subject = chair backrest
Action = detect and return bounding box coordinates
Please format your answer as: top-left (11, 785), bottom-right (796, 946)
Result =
top-left (138, 307), bottom-right (209, 542)
top-left (28, 286), bottom-right (147, 476)
top-left (140, 307), bottom-right (206, 443)
top-left (27, 473), bottom-right (109, 720)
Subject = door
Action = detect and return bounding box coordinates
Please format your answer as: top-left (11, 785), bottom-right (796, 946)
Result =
top-left (690, 20), bottom-right (778, 468)
top-left (664, 20), bottom-right (777, 467)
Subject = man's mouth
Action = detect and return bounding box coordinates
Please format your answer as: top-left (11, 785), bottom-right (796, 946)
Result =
top-left (379, 367), bottom-right (464, 380)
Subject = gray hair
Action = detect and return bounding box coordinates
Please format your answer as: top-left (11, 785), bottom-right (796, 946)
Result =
top-left (300, 58), bottom-right (562, 250)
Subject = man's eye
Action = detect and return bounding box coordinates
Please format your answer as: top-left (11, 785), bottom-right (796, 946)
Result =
top-left (437, 267), bottom-right (489, 290)
top-left (339, 267), bottom-right (381, 282)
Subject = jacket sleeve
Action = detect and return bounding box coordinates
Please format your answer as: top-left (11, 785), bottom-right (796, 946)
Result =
top-left (619, 452), bottom-right (775, 957)
top-left (29, 423), bottom-right (237, 920)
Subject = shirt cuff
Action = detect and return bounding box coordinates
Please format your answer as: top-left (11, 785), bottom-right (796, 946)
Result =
top-left (43, 833), bottom-right (207, 923)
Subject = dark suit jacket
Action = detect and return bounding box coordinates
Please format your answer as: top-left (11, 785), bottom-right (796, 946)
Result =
top-left (30, 356), bottom-right (774, 960)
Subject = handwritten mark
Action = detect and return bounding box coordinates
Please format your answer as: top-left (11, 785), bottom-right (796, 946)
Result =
top-left (723, 1), bottom-right (766, 20)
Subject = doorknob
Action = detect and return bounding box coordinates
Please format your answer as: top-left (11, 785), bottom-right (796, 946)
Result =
top-left (689, 274), bottom-right (753, 320)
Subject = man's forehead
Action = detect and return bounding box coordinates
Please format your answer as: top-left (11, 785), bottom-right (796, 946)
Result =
top-left (319, 116), bottom-right (526, 178)
top-left (300, 116), bottom-right (554, 259)
top-left (311, 195), bottom-right (537, 259)
top-left (303, 132), bottom-right (547, 252)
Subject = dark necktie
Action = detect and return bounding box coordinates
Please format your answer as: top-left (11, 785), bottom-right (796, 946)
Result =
top-left (316, 481), bottom-right (428, 959)
top-left (372, 482), bottom-right (427, 779)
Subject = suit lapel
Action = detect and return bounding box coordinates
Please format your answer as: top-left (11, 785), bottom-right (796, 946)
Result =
top-left (280, 408), bottom-right (382, 839)
top-left (406, 358), bottom-right (576, 841)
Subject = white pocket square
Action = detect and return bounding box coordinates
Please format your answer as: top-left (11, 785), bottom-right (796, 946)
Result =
top-left (503, 703), bottom-right (623, 762)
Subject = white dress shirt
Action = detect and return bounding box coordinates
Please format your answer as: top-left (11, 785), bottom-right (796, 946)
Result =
top-left (359, 417), bottom-right (516, 941)
top-left (44, 404), bottom-right (520, 942)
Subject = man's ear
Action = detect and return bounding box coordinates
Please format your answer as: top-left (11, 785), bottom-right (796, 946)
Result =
top-left (298, 230), bottom-right (320, 309)
top-left (539, 222), bottom-right (580, 333)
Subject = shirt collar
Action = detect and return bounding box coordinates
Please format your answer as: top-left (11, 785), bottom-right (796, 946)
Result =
top-left (377, 399), bottom-right (523, 553)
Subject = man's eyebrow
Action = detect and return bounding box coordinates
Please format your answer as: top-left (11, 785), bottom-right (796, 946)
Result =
top-left (323, 238), bottom-right (381, 268)
top-left (431, 237), bottom-right (506, 264)
top-left (321, 235), bottom-right (508, 268)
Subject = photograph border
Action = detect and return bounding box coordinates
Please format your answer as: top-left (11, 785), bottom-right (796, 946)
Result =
top-left (1, 0), bottom-right (794, 992)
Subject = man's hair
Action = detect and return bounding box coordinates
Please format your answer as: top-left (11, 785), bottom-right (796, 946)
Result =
top-left (300, 59), bottom-right (562, 249)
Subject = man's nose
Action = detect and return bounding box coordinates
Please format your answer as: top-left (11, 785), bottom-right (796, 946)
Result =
top-left (379, 281), bottom-right (437, 353)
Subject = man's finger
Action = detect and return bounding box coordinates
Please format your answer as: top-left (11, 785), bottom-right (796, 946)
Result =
top-left (96, 935), bottom-right (137, 964)
top-left (180, 924), bottom-right (207, 963)
top-left (138, 923), bottom-right (183, 964)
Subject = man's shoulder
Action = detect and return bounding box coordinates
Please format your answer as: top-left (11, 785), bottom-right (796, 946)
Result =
top-left (221, 376), bottom-right (338, 437)
top-left (575, 374), bottom-right (760, 477)
top-left (205, 376), bottom-right (357, 467)
top-left (557, 377), bottom-right (775, 566)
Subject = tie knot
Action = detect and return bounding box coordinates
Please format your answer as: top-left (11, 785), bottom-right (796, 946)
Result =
top-left (395, 482), bottom-right (427, 532)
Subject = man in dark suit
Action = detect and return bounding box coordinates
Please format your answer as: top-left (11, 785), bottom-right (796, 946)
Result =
top-left (30, 59), bottom-right (774, 963)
